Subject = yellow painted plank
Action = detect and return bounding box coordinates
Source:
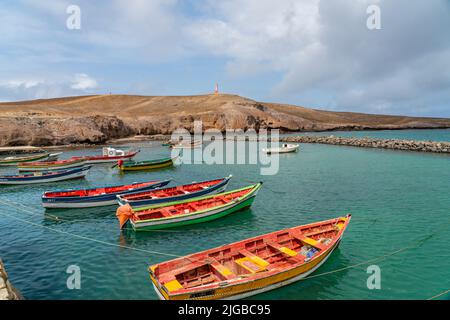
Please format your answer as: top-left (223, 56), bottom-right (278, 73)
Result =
top-left (164, 279), bottom-right (183, 292)
top-left (279, 246), bottom-right (298, 257)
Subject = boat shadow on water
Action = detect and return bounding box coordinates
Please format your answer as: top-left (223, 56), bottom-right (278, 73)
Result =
top-left (41, 205), bottom-right (117, 225)
top-left (118, 207), bottom-right (255, 243)
top-left (117, 165), bottom-right (178, 175)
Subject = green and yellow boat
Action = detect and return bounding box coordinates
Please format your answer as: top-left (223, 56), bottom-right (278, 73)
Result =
top-left (116, 183), bottom-right (262, 231)
top-left (117, 157), bottom-right (177, 171)
top-left (0, 152), bottom-right (50, 166)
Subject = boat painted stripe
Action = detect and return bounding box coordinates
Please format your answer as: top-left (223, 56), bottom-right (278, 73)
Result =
top-left (41, 180), bottom-right (170, 204)
top-left (131, 195), bottom-right (256, 230)
top-left (123, 179), bottom-right (230, 207)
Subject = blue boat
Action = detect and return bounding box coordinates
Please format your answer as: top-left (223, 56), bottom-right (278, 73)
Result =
top-left (42, 179), bottom-right (171, 209)
top-left (116, 175), bottom-right (232, 208)
top-left (0, 166), bottom-right (91, 185)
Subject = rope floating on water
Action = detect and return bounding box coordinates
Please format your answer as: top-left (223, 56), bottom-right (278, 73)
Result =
top-left (427, 289), bottom-right (450, 300)
top-left (2, 196), bottom-right (450, 299)
top-left (0, 209), bottom-right (181, 258)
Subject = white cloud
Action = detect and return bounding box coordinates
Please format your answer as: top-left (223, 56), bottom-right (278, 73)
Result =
top-left (70, 73), bottom-right (97, 90)
top-left (1, 80), bottom-right (43, 89)
top-left (1, 0), bottom-right (450, 116)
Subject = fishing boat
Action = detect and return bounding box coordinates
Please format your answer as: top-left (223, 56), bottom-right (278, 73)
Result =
top-left (18, 157), bottom-right (87, 172)
top-left (171, 140), bottom-right (202, 149)
top-left (41, 179), bottom-right (171, 209)
top-left (117, 175), bottom-right (233, 207)
top-left (0, 153), bottom-right (50, 166)
top-left (149, 214), bottom-right (351, 300)
top-left (162, 140), bottom-right (177, 147)
top-left (83, 147), bottom-right (139, 164)
top-left (0, 166), bottom-right (91, 185)
top-left (117, 157), bottom-right (177, 171)
top-left (44, 152), bottom-right (63, 162)
top-left (116, 183), bottom-right (262, 230)
top-left (262, 143), bottom-right (299, 154)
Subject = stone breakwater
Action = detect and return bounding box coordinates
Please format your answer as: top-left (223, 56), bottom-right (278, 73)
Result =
top-left (280, 136), bottom-right (450, 153)
top-left (0, 259), bottom-right (21, 300)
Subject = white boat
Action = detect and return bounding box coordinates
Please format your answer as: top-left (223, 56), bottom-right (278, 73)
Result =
top-left (262, 143), bottom-right (299, 154)
top-left (45, 152), bottom-right (63, 162)
top-left (171, 140), bottom-right (202, 149)
top-left (83, 147), bottom-right (139, 164)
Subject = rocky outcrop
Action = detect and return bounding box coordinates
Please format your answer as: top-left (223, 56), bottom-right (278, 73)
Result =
top-left (1, 94), bottom-right (450, 146)
top-left (0, 259), bottom-right (21, 300)
top-left (281, 135), bottom-right (450, 153)
top-left (0, 115), bottom-right (133, 146)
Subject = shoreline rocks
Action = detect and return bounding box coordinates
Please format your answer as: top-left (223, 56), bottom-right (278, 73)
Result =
top-left (281, 135), bottom-right (450, 153)
top-left (0, 259), bottom-right (22, 300)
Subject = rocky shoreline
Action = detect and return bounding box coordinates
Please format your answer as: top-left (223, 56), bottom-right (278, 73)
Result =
top-left (281, 135), bottom-right (450, 153)
top-left (0, 259), bottom-right (21, 300)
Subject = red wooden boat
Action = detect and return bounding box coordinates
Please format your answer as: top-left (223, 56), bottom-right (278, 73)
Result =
top-left (117, 176), bottom-right (232, 207)
top-left (42, 179), bottom-right (171, 208)
top-left (83, 148), bottom-right (139, 164)
top-left (149, 215), bottom-right (351, 300)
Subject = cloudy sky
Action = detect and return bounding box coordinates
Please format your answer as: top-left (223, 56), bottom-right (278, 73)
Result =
top-left (0, 0), bottom-right (449, 116)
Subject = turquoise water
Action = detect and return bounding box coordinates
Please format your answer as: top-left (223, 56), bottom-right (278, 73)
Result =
top-left (1, 129), bottom-right (450, 300)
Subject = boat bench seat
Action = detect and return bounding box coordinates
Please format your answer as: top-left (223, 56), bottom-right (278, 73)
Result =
top-left (209, 261), bottom-right (236, 280)
top-left (292, 234), bottom-right (327, 251)
top-left (158, 260), bottom-right (207, 283)
top-left (303, 227), bottom-right (336, 238)
top-left (236, 249), bottom-right (271, 273)
top-left (264, 240), bottom-right (304, 263)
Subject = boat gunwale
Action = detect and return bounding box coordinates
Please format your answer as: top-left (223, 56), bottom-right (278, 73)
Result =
top-left (131, 183), bottom-right (262, 225)
top-left (0, 165), bottom-right (92, 181)
top-left (133, 182), bottom-right (262, 215)
top-left (118, 175), bottom-right (232, 203)
top-left (42, 179), bottom-right (171, 201)
top-left (121, 157), bottom-right (175, 167)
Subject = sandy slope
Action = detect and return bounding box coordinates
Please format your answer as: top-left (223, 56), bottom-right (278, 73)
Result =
top-left (0, 94), bottom-right (449, 146)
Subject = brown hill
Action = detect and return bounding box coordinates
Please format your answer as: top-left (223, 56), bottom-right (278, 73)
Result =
top-left (0, 94), bottom-right (449, 146)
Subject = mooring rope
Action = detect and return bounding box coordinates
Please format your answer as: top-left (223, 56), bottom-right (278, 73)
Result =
top-left (0, 210), bottom-right (181, 258)
top-left (427, 289), bottom-right (450, 300)
top-left (1, 195), bottom-right (449, 299)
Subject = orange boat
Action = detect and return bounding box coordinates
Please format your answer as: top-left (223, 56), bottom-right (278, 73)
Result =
top-left (149, 214), bottom-right (351, 300)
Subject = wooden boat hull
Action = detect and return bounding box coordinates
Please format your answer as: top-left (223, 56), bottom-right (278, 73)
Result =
top-left (0, 153), bottom-right (50, 166)
top-left (151, 238), bottom-right (341, 300)
top-left (41, 180), bottom-right (171, 209)
top-left (18, 159), bottom-right (87, 172)
top-left (117, 176), bottom-right (232, 207)
top-left (118, 158), bottom-right (175, 171)
top-left (131, 193), bottom-right (257, 230)
top-left (118, 183), bottom-right (262, 231)
top-left (85, 151), bottom-right (138, 164)
top-left (45, 152), bottom-right (63, 162)
top-left (149, 215), bottom-right (350, 300)
top-left (262, 144), bottom-right (299, 154)
top-left (0, 166), bottom-right (91, 185)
